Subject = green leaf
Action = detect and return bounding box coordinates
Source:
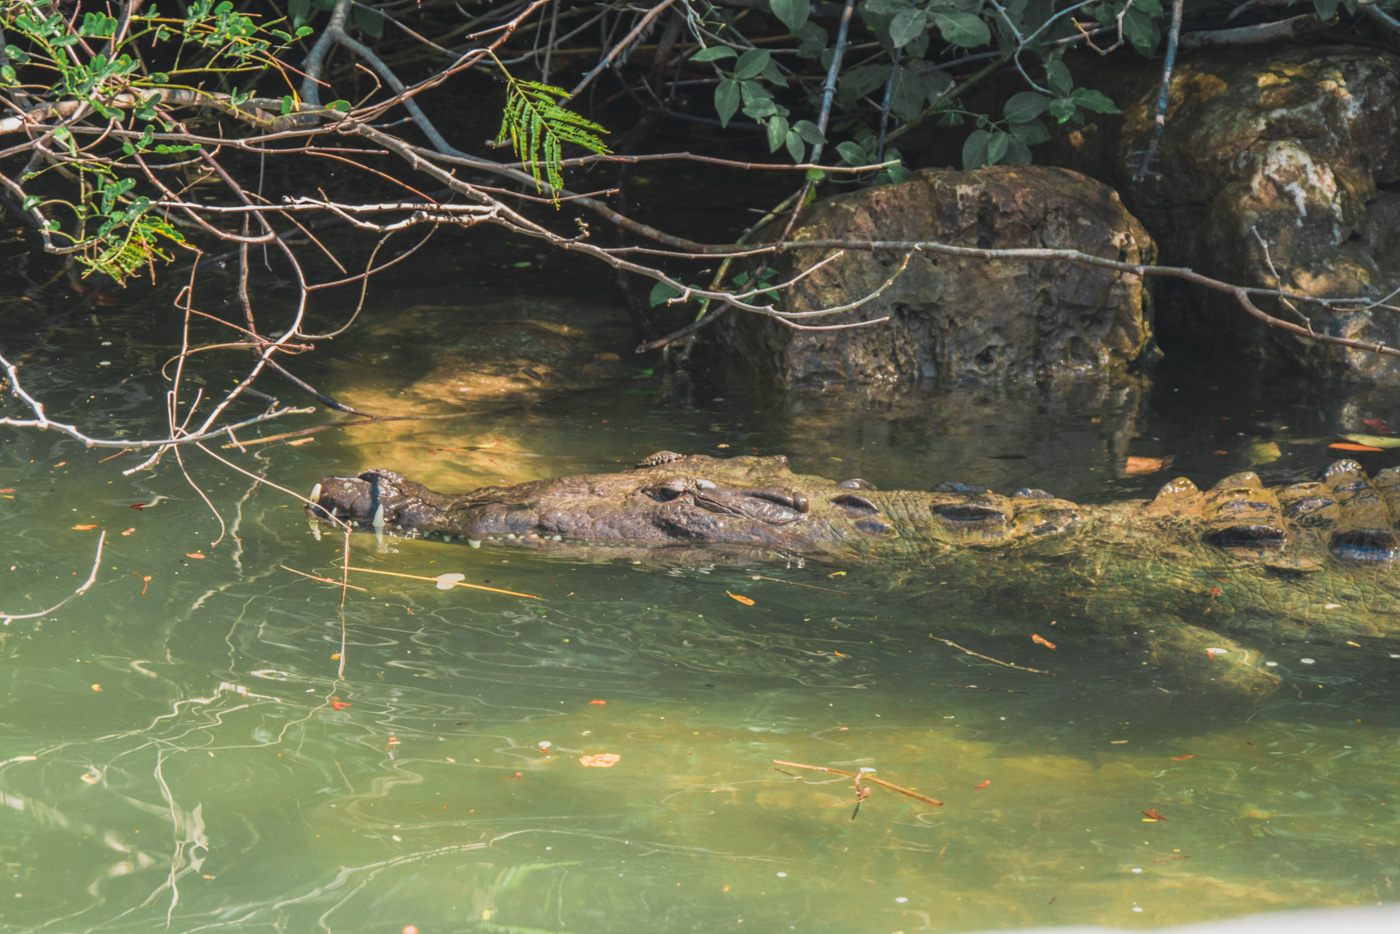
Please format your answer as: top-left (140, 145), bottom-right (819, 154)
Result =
top-left (691, 46), bottom-right (738, 62)
top-left (889, 9), bottom-right (929, 48)
top-left (1009, 119), bottom-right (1050, 145)
top-left (1069, 88), bottom-right (1119, 114)
top-left (795, 22), bottom-right (828, 58)
top-left (932, 11), bottom-right (991, 48)
top-left (1004, 91), bottom-right (1050, 123)
top-left (732, 49), bottom-right (771, 81)
top-left (962, 129), bottom-right (992, 169)
top-left (986, 130), bottom-right (1010, 166)
top-left (1004, 136), bottom-right (1032, 165)
top-left (785, 129), bottom-right (805, 163)
top-left (80, 12), bottom-right (119, 37)
top-left (878, 162), bottom-right (913, 185)
top-left (714, 79), bottom-right (741, 127)
top-left (352, 4), bottom-right (383, 39)
top-left (21, 195), bottom-right (41, 212)
top-left (836, 140), bottom-right (869, 165)
top-left (1045, 59), bottom-right (1073, 98)
top-left (792, 119), bottom-right (826, 144)
top-left (1121, 7), bottom-right (1158, 54)
top-left (1313, 0), bottom-right (1340, 18)
top-left (295, 25), bottom-right (315, 37)
top-left (767, 114), bottom-right (790, 151)
top-left (890, 66), bottom-right (927, 123)
top-left (649, 281), bottom-right (683, 306)
top-left (1135, 0), bottom-right (1165, 14)
top-left (1049, 98), bottom-right (1077, 123)
top-left (280, 95), bottom-right (295, 116)
top-left (769, 0), bottom-right (811, 31)
top-left (739, 80), bottom-right (772, 104)
top-left (839, 64), bottom-right (893, 104)
top-left (926, 71), bottom-right (955, 103)
top-left (745, 97), bottom-right (781, 119)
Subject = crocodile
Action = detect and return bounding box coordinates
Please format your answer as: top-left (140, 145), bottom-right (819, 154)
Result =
top-left (308, 453), bottom-right (1400, 695)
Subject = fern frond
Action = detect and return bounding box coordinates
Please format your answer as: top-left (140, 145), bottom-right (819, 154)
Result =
top-left (495, 77), bottom-right (609, 203)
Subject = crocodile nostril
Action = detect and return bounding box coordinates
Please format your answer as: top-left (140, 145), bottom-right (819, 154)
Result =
top-left (1330, 529), bottom-right (1399, 566)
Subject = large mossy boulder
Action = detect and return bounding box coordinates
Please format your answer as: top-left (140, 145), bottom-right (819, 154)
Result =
top-left (694, 165), bottom-right (1156, 395)
top-left (1048, 46), bottom-right (1400, 384)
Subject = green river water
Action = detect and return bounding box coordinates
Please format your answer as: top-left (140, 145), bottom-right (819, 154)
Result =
top-left (3, 265), bottom-right (1400, 934)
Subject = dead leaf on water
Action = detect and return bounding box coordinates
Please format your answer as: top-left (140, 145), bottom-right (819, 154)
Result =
top-left (1125, 456), bottom-right (1170, 475)
top-left (727, 591), bottom-right (755, 606)
top-left (580, 753), bottom-right (621, 768)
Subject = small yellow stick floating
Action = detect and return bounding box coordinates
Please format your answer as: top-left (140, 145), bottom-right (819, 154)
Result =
top-left (280, 565), bottom-right (369, 591)
top-left (773, 759), bottom-right (943, 807)
top-left (343, 565), bottom-right (540, 599)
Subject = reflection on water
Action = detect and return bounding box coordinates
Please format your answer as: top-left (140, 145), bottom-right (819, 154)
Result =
top-left (4, 303), bottom-right (1400, 933)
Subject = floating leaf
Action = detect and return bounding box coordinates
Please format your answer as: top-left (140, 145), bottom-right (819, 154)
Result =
top-left (71, 524), bottom-right (98, 530)
top-left (974, 779), bottom-right (991, 790)
top-left (1170, 754), bottom-right (1193, 760)
top-left (1362, 418), bottom-right (1393, 435)
top-left (436, 572), bottom-right (466, 590)
top-left (579, 753), bottom-right (621, 768)
top-left (331, 700), bottom-right (350, 710)
top-left (588, 699), bottom-right (607, 705)
top-left (1030, 633), bottom-right (1057, 650)
top-left (185, 552), bottom-right (205, 559)
top-left (1330, 442), bottom-right (1384, 452)
top-left (1125, 456), bottom-right (1166, 475)
top-left (1339, 433), bottom-right (1400, 449)
top-left (727, 591), bottom-right (756, 605)
top-left (1141, 808), bottom-right (1168, 821)
top-left (1243, 440), bottom-right (1281, 466)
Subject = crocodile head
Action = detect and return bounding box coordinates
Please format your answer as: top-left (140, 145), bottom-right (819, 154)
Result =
top-left (307, 453), bottom-right (1083, 554)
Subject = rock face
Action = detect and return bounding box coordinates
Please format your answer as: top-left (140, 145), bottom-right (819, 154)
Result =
top-left (695, 165), bottom-right (1156, 394)
top-left (1050, 46), bottom-right (1400, 383)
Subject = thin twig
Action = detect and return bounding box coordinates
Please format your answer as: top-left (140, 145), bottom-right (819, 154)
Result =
top-left (929, 636), bottom-right (1053, 674)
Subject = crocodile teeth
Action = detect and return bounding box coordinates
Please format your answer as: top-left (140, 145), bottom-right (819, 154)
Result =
top-left (309, 482), bottom-right (322, 504)
top-left (371, 504), bottom-right (385, 528)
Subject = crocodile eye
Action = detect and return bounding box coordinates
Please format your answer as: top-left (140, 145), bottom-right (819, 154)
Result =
top-left (1330, 529), bottom-right (1399, 566)
top-left (649, 479), bottom-right (688, 502)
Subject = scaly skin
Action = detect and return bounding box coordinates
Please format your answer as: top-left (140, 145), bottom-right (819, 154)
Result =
top-left (309, 454), bottom-right (1400, 695)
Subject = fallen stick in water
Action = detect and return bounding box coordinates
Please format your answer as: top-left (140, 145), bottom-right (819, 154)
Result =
top-left (773, 759), bottom-right (943, 811)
